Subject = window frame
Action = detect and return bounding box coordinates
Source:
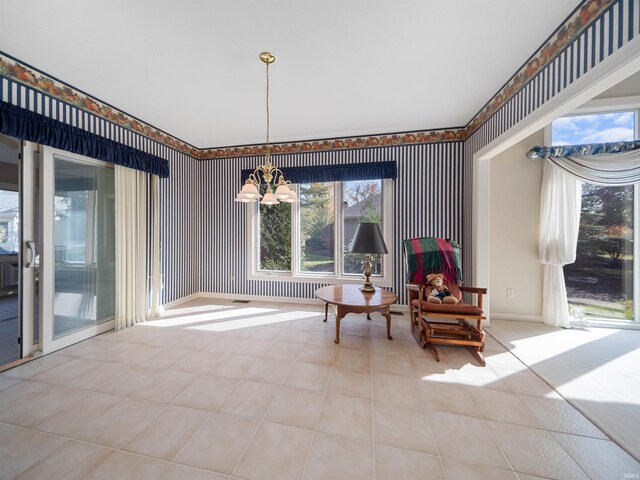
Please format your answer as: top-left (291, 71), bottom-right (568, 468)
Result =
top-left (545, 96), bottom-right (640, 323)
top-left (247, 178), bottom-right (394, 286)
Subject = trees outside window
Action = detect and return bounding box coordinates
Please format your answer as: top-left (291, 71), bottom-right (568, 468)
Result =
top-left (258, 185), bottom-right (291, 271)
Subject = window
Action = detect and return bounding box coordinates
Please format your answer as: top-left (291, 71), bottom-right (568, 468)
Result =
top-left (258, 185), bottom-right (292, 271)
top-left (551, 108), bottom-right (639, 322)
top-left (249, 178), bottom-right (393, 285)
top-left (0, 221), bottom-right (8, 244)
top-left (299, 182), bottom-right (335, 273)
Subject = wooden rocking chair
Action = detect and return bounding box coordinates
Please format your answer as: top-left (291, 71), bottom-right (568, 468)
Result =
top-left (404, 237), bottom-right (487, 366)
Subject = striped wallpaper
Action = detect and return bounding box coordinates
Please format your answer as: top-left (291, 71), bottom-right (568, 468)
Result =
top-left (187, 0), bottom-right (640, 307)
top-left (158, 154), bottom-right (201, 305)
top-left (2, 0), bottom-right (639, 308)
top-left (462, 0), bottom-right (639, 279)
top-left (198, 143), bottom-right (465, 306)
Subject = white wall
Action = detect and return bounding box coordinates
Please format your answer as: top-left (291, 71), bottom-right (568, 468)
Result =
top-left (594, 71), bottom-right (640, 99)
top-left (489, 129), bottom-right (544, 320)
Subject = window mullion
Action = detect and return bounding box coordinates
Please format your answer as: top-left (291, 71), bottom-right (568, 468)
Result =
top-left (634, 183), bottom-right (639, 323)
top-left (635, 108), bottom-right (640, 322)
top-left (291, 184), bottom-right (300, 275)
top-left (335, 181), bottom-right (343, 277)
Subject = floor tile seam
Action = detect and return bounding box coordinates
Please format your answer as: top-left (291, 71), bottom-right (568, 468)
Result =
top-left (372, 441), bottom-right (441, 459)
top-left (478, 415), bottom-right (611, 440)
top-left (437, 453), bottom-right (527, 476)
top-left (370, 340), bottom-right (378, 480)
top-left (228, 350), bottom-right (307, 479)
top-left (9, 423), bottom-right (75, 444)
top-left (72, 398), bottom-right (173, 451)
top-left (460, 384), bottom-right (545, 429)
top-left (370, 368), bottom-right (415, 379)
top-left (405, 335), bottom-right (449, 480)
top-left (96, 366), bottom-right (173, 397)
top-left (213, 327), bottom-right (301, 478)
top-left (117, 400), bottom-right (216, 461)
top-left (481, 416), bottom-right (594, 479)
top-left (82, 446), bottom-right (175, 479)
top-left (71, 369), bottom-right (205, 451)
top-left (3, 433), bottom-right (74, 479)
top-left (300, 338), bottom-right (339, 480)
top-left (89, 362), bottom-right (167, 397)
top-left (484, 330), bottom-right (560, 396)
top-left (379, 441), bottom-right (528, 478)
top-left (0, 390), bottom-right (118, 433)
top-left (0, 357), bottom-right (73, 380)
top-left (454, 377), bottom-right (519, 473)
top-left (543, 431), bottom-right (612, 480)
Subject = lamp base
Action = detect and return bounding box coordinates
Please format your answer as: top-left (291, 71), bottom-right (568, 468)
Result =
top-left (361, 255), bottom-right (375, 293)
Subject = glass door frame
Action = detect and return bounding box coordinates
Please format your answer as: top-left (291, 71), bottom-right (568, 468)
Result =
top-left (40, 146), bottom-right (114, 354)
top-left (20, 141), bottom-right (38, 357)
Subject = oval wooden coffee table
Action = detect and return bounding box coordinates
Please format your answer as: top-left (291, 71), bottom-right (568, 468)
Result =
top-left (315, 284), bottom-right (398, 343)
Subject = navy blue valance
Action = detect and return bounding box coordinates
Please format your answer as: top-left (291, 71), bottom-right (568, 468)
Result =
top-left (241, 160), bottom-right (397, 185)
top-left (0, 101), bottom-right (169, 178)
top-left (527, 140), bottom-right (640, 159)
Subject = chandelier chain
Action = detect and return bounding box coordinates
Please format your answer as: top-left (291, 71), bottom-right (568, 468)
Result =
top-left (235, 52), bottom-right (298, 204)
top-left (265, 61), bottom-right (270, 150)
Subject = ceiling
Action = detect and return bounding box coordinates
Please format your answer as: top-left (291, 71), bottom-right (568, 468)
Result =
top-left (0, 0), bottom-right (580, 149)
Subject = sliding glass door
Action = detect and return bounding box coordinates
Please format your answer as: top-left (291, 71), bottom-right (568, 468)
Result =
top-left (0, 135), bottom-right (21, 366)
top-left (40, 147), bottom-right (115, 353)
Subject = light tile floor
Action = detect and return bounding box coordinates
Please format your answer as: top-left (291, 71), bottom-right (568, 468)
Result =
top-left (1, 298), bottom-right (639, 479)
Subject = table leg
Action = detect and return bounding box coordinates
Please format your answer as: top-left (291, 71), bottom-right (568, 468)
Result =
top-left (334, 314), bottom-right (343, 343)
top-left (323, 303), bottom-right (328, 322)
top-left (383, 312), bottom-right (393, 340)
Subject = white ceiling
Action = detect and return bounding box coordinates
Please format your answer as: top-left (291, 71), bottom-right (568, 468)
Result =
top-left (0, 0), bottom-right (580, 148)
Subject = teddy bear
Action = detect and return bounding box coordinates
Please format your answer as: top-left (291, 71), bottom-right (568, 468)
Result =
top-left (426, 273), bottom-right (459, 304)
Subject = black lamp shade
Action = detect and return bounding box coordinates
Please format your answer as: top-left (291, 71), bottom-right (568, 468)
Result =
top-left (350, 223), bottom-right (388, 254)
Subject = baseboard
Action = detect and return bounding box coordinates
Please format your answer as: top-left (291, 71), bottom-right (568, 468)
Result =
top-left (163, 291), bottom-right (410, 312)
top-left (161, 293), bottom-right (200, 310)
top-left (490, 312), bottom-right (543, 323)
top-left (198, 291), bottom-right (326, 306)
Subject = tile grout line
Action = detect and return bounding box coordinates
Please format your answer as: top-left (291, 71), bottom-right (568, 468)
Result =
top-left (438, 345), bottom-right (519, 475)
top-left (300, 314), bottom-right (341, 480)
top-left (405, 321), bottom-right (450, 480)
top-left (77, 328), bottom-right (245, 477)
top-left (168, 337), bottom-right (269, 474)
top-left (370, 321), bottom-right (377, 480)
top-left (482, 332), bottom-right (597, 479)
top-left (226, 311), bottom-right (329, 479)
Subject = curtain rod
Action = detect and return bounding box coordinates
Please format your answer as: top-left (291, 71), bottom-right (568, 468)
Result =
top-left (526, 140), bottom-right (640, 160)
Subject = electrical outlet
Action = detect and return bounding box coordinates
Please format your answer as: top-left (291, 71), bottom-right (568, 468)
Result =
top-left (506, 288), bottom-right (514, 298)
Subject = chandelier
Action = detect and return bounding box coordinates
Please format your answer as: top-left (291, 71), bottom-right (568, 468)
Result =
top-left (235, 52), bottom-right (298, 205)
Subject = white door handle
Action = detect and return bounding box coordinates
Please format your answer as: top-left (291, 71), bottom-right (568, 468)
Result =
top-left (24, 241), bottom-right (36, 268)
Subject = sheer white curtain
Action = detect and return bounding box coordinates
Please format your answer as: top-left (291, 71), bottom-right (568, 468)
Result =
top-left (115, 166), bottom-right (161, 330)
top-left (538, 159), bottom-right (582, 328)
top-left (538, 148), bottom-right (640, 328)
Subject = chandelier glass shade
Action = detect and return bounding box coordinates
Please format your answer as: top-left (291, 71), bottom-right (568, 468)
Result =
top-left (235, 52), bottom-right (298, 205)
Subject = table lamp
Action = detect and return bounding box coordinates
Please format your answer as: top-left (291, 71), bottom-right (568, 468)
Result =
top-left (349, 222), bottom-right (388, 292)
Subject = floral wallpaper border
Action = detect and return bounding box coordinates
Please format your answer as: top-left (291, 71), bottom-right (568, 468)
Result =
top-left (0, 52), bottom-right (201, 158)
top-left (199, 128), bottom-right (467, 159)
top-left (0, 0), bottom-right (613, 160)
top-left (463, 0), bottom-right (614, 138)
